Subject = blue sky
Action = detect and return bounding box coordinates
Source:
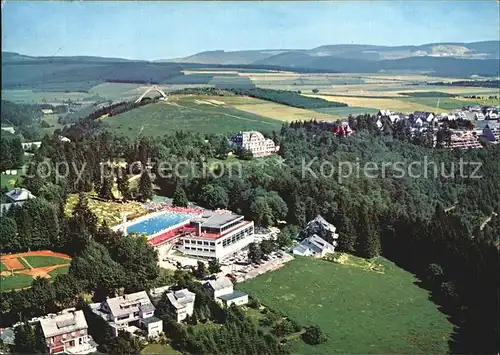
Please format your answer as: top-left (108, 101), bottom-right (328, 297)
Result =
top-left (2, 1), bottom-right (498, 60)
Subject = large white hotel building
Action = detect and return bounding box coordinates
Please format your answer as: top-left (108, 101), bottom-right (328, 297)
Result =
top-left (179, 212), bottom-right (255, 261)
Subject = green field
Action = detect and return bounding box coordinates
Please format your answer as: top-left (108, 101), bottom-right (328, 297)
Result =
top-left (23, 255), bottom-right (70, 269)
top-left (237, 256), bottom-right (453, 354)
top-left (402, 97), bottom-right (476, 110)
top-left (0, 262), bottom-right (8, 272)
top-left (0, 273), bottom-right (34, 291)
top-left (103, 96), bottom-right (283, 136)
top-left (314, 106), bottom-right (379, 116)
top-left (141, 343), bottom-right (182, 355)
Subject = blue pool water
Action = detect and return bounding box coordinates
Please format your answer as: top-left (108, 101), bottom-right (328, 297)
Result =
top-left (127, 212), bottom-right (194, 236)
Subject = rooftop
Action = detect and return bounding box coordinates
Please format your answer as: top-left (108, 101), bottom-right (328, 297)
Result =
top-left (217, 290), bottom-right (248, 301)
top-left (5, 188), bottom-right (35, 202)
top-left (105, 291), bottom-right (154, 318)
top-left (166, 289), bottom-right (196, 310)
top-left (39, 310), bottom-right (87, 338)
top-left (204, 277), bottom-right (233, 291)
top-left (191, 212), bottom-right (243, 229)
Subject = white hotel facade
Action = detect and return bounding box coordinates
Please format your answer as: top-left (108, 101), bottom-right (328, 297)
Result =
top-left (179, 212), bottom-right (255, 261)
top-left (231, 131), bottom-right (279, 157)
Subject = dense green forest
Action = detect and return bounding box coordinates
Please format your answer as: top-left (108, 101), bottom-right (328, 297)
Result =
top-left (0, 131), bottom-right (23, 171)
top-left (430, 79), bottom-right (500, 88)
top-left (0, 108), bottom-right (498, 353)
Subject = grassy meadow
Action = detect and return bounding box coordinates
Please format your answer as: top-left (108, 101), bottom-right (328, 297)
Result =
top-left (103, 95), bottom-right (284, 136)
top-left (236, 256), bottom-right (453, 354)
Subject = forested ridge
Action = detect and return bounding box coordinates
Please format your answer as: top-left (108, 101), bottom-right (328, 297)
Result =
top-left (0, 111), bottom-right (498, 352)
top-left (171, 87), bottom-right (347, 109)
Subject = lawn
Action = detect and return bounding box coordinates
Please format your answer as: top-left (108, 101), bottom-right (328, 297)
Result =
top-left (0, 273), bottom-right (34, 291)
top-left (48, 265), bottom-right (70, 278)
top-left (0, 262), bottom-right (8, 272)
top-left (103, 96), bottom-right (283, 137)
top-left (236, 256), bottom-right (453, 354)
top-left (1, 173), bottom-right (20, 191)
top-left (23, 255), bottom-right (70, 269)
top-left (141, 343), bottom-right (182, 355)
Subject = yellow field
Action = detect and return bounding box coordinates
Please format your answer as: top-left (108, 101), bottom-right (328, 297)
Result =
top-left (216, 95), bottom-right (341, 121)
top-left (303, 94), bottom-right (447, 113)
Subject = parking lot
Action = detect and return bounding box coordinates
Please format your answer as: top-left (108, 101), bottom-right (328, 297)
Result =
top-left (224, 251), bottom-right (294, 282)
top-left (156, 243), bottom-right (294, 282)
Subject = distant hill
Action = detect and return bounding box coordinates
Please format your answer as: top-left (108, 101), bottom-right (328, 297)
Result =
top-left (160, 41), bottom-right (500, 77)
top-left (2, 41), bottom-right (499, 91)
top-left (158, 49), bottom-right (305, 65)
top-left (170, 41), bottom-right (500, 64)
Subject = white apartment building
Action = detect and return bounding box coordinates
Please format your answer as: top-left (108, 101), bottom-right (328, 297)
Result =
top-left (231, 131), bottom-right (279, 157)
top-left (92, 291), bottom-right (162, 338)
top-left (166, 289), bottom-right (196, 323)
top-left (179, 212), bottom-right (255, 261)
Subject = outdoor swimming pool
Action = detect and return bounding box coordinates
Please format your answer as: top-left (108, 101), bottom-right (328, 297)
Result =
top-left (127, 212), bottom-right (194, 236)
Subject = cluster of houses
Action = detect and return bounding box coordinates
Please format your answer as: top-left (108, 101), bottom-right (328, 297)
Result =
top-left (0, 275), bottom-right (248, 354)
top-left (292, 215), bottom-right (339, 258)
top-left (376, 106), bottom-right (500, 149)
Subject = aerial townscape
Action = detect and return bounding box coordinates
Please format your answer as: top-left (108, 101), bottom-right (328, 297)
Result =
top-left (0, 1), bottom-right (499, 355)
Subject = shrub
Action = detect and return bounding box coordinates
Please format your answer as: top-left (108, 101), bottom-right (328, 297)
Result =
top-left (302, 325), bottom-right (327, 345)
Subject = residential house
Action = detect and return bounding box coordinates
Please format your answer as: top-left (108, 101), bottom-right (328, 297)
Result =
top-left (293, 234), bottom-right (337, 258)
top-left (92, 291), bottom-right (162, 337)
top-left (41, 109), bottom-right (54, 115)
top-left (203, 277), bottom-right (248, 307)
top-left (486, 111), bottom-right (499, 120)
top-left (166, 289), bottom-right (196, 323)
top-left (0, 328), bottom-right (15, 347)
top-left (21, 141), bottom-right (42, 150)
top-left (377, 109), bottom-right (392, 117)
top-left (39, 309), bottom-right (97, 354)
top-left (414, 111), bottom-right (435, 123)
top-left (1, 126), bottom-right (15, 134)
top-left (59, 136), bottom-right (71, 143)
top-left (1, 188), bottom-right (36, 216)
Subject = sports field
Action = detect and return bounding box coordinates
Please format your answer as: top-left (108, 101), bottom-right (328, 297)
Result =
top-left (236, 256), bottom-right (453, 354)
top-left (0, 251), bottom-right (72, 291)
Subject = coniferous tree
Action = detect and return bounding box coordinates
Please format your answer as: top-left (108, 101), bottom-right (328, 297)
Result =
top-left (138, 170), bottom-right (153, 201)
top-left (172, 185), bottom-right (188, 207)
